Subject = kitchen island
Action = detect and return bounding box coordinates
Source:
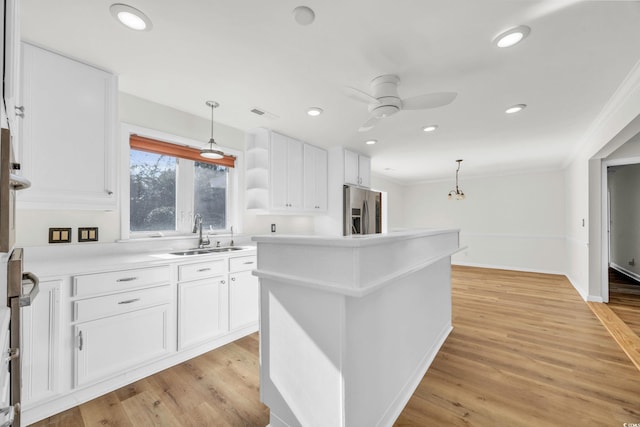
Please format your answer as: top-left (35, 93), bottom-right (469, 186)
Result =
top-left (252, 229), bottom-right (460, 427)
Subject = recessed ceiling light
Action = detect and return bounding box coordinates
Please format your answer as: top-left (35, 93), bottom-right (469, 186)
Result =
top-left (365, 139), bottom-right (377, 145)
top-left (307, 107), bottom-right (323, 117)
top-left (494, 25), bottom-right (530, 48)
top-left (422, 125), bottom-right (438, 132)
top-left (110, 4), bottom-right (153, 31)
top-left (293, 6), bottom-right (315, 25)
top-left (505, 104), bottom-right (527, 114)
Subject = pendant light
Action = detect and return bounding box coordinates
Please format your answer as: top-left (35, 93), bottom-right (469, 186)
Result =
top-left (447, 159), bottom-right (465, 200)
top-left (200, 101), bottom-right (225, 160)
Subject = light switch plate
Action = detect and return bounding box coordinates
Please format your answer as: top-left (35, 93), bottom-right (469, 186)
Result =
top-left (49, 228), bottom-right (72, 244)
top-left (78, 227), bottom-right (99, 242)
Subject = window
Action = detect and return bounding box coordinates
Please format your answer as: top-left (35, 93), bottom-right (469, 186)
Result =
top-left (127, 133), bottom-right (236, 236)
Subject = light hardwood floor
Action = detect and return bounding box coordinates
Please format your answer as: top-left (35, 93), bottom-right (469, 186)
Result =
top-left (31, 266), bottom-right (640, 426)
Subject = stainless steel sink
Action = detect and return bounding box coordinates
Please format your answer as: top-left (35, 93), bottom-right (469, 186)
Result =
top-left (169, 247), bottom-right (245, 256)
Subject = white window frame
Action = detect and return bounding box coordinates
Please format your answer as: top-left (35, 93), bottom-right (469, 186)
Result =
top-left (119, 123), bottom-right (241, 240)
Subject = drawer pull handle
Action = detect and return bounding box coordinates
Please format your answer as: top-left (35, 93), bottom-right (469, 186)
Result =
top-left (231, 277), bottom-right (236, 282)
top-left (116, 277), bottom-right (138, 282)
top-left (197, 268), bottom-right (212, 272)
top-left (79, 331), bottom-right (83, 351)
top-left (118, 298), bottom-right (141, 305)
top-left (243, 261), bottom-right (255, 265)
top-left (220, 280), bottom-right (226, 284)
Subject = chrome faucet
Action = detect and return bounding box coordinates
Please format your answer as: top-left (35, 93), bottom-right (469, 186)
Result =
top-left (192, 213), bottom-right (210, 248)
top-left (229, 225), bottom-right (234, 247)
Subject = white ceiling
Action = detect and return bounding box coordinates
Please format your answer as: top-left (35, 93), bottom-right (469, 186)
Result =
top-left (20, 0), bottom-right (640, 183)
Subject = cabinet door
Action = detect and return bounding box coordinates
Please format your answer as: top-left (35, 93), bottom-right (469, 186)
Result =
top-left (21, 280), bottom-right (61, 406)
top-left (344, 149), bottom-right (360, 185)
top-left (229, 270), bottom-right (259, 330)
top-left (358, 154), bottom-right (371, 188)
top-left (286, 137), bottom-right (304, 209)
top-left (303, 145), bottom-right (328, 211)
top-left (74, 304), bottom-right (171, 387)
top-left (19, 42), bottom-right (117, 210)
top-left (270, 132), bottom-right (289, 209)
top-left (178, 276), bottom-right (229, 350)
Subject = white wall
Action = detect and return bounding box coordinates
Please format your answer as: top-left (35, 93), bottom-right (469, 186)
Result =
top-left (564, 59), bottom-right (640, 301)
top-left (16, 93), bottom-right (315, 247)
top-left (404, 170), bottom-right (566, 274)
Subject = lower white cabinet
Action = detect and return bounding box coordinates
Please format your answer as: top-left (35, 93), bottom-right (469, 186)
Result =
top-left (21, 279), bottom-right (61, 406)
top-left (178, 275), bottom-right (229, 350)
top-left (74, 303), bottom-right (171, 387)
top-left (229, 270), bottom-right (259, 329)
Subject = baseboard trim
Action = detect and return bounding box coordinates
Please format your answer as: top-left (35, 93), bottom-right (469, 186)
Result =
top-left (452, 261), bottom-right (565, 277)
top-left (610, 262), bottom-right (640, 284)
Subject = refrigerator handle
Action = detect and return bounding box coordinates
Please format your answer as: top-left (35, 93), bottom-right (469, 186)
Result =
top-left (362, 199), bottom-right (369, 234)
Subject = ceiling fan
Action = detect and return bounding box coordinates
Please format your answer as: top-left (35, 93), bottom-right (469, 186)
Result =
top-left (345, 74), bottom-right (457, 132)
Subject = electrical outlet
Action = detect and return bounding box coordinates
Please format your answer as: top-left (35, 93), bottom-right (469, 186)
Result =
top-left (49, 228), bottom-right (71, 243)
top-left (271, 223), bottom-right (276, 233)
top-left (78, 227), bottom-right (99, 242)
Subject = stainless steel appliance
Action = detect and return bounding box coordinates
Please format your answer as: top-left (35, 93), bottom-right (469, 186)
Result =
top-left (1, 126), bottom-right (35, 426)
top-left (343, 185), bottom-right (382, 236)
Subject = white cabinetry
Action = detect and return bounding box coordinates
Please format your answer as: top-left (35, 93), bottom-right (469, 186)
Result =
top-left (270, 132), bottom-right (303, 210)
top-left (21, 279), bottom-right (61, 406)
top-left (303, 144), bottom-right (328, 211)
top-left (344, 149), bottom-right (371, 188)
top-left (229, 254), bottom-right (258, 330)
top-left (72, 266), bottom-right (172, 387)
top-left (19, 42), bottom-right (117, 210)
top-left (246, 128), bottom-right (327, 213)
top-left (177, 259), bottom-right (229, 350)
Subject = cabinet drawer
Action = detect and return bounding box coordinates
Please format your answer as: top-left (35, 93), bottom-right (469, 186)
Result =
top-left (73, 285), bottom-right (171, 322)
top-left (229, 255), bottom-right (257, 272)
top-left (179, 259), bottom-right (226, 282)
top-left (73, 266), bottom-right (170, 297)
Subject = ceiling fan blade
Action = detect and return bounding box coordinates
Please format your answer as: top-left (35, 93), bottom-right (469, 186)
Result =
top-left (402, 92), bottom-right (457, 110)
top-left (344, 86), bottom-right (380, 105)
top-left (358, 116), bottom-right (380, 132)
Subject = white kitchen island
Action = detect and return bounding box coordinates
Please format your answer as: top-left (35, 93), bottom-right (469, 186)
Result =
top-left (252, 229), bottom-right (460, 427)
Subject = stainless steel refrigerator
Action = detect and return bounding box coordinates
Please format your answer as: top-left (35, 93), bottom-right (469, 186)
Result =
top-left (343, 185), bottom-right (382, 236)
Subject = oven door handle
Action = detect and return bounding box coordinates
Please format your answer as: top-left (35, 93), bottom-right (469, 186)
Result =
top-left (19, 271), bottom-right (39, 307)
top-left (9, 173), bottom-right (31, 190)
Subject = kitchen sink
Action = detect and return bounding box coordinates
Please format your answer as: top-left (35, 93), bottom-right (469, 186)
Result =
top-left (169, 247), bottom-right (245, 256)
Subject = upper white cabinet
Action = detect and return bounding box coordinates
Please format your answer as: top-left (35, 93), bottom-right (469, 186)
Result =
top-left (246, 128), bottom-right (327, 213)
top-left (303, 144), bottom-right (328, 211)
top-left (344, 149), bottom-right (371, 188)
top-left (270, 132), bottom-right (303, 210)
top-left (18, 42), bottom-right (117, 210)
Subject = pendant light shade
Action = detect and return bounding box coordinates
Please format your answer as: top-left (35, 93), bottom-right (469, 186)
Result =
top-left (447, 159), bottom-right (465, 200)
top-left (200, 101), bottom-right (225, 160)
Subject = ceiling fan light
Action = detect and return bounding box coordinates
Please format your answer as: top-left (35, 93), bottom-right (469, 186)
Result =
top-left (494, 25), bottom-right (530, 48)
top-left (110, 4), bottom-right (153, 31)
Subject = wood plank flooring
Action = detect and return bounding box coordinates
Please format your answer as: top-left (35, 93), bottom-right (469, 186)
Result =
top-left (31, 266), bottom-right (640, 426)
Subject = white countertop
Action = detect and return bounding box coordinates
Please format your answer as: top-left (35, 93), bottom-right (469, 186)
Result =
top-left (252, 228), bottom-right (460, 247)
top-left (21, 239), bottom-right (256, 278)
